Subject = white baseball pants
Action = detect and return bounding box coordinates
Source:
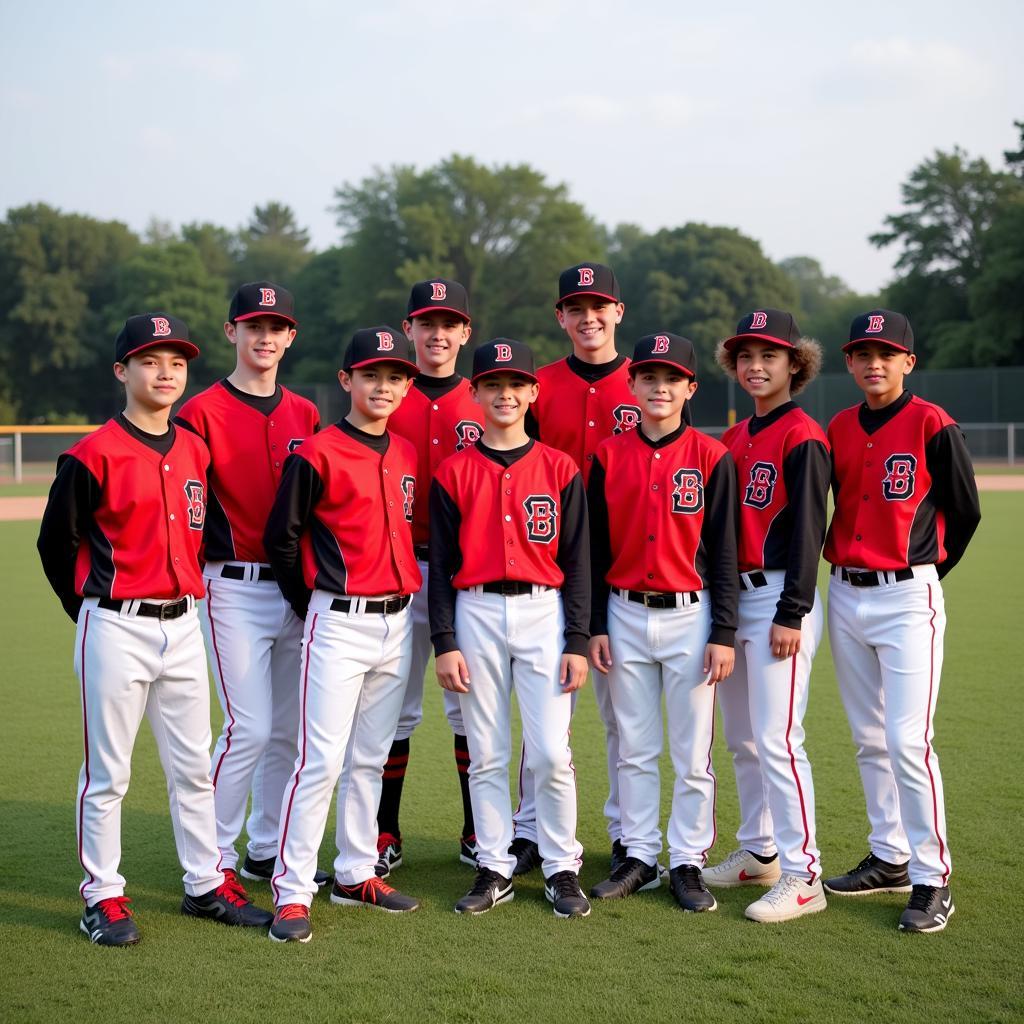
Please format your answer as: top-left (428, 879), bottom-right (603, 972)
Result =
top-left (456, 587), bottom-right (583, 879)
top-left (272, 590), bottom-right (412, 908)
top-left (606, 591), bottom-right (718, 869)
top-left (828, 566), bottom-right (951, 886)
top-left (202, 566), bottom-right (303, 868)
top-left (74, 599), bottom-right (223, 905)
top-left (717, 573), bottom-right (822, 881)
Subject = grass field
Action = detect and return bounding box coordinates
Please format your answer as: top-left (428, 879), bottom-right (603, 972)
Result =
top-left (1, 496), bottom-right (1022, 1024)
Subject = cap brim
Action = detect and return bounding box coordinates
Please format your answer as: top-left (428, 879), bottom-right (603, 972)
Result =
top-left (629, 358), bottom-right (695, 378)
top-left (348, 356), bottom-right (420, 376)
top-left (406, 305), bottom-right (471, 323)
top-left (723, 332), bottom-right (796, 352)
top-left (122, 339), bottom-right (200, 361)
top-left (555, 290), bottom-right (621, 307)
top-left (234, 310), bottom-right (298, 326)
top-left (842, 337), bottom-right (910, 353)
top-left (471, 368), bottom-right (539, 384)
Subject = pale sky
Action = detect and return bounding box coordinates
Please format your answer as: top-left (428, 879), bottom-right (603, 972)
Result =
top-left (2, 0), bottom-right (1021, 294)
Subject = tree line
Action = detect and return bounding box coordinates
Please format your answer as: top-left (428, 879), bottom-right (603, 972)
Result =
top-left (1, 122), bottom-right (1021, 423)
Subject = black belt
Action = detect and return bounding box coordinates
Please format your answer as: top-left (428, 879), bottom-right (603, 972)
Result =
top-left (413, 544), bottom-right (430, 562)
top-left (220, 564), bottom-right (275, 582)
top-left (480, 581), bottom-right (552, 596)
top-left (612, 586), bottom-right (700, 609)
top-left (330, 595), bottom-right (411, 615)
top-left (832, 566), bottom-right (916, 588)
top-left (739, 571), bottom-right (769, 591)
top-left (98, 596), bottom-right (192, 620)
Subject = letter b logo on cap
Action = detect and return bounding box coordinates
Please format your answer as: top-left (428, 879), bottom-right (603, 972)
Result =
top-left (652, 335), bottom-right (670, 354)
top-left (151, 317), bottom-right (171, 337)
top-left (259, 287), bottom-right (276, 307)
top-left (866, 315), bottom-right (885, 333)
top-left (750, 311), bottom-right (768, 330)
top-left (578, 267), bottom-right (594, 287)
top-left (495, 344), bottom-right (512, 362)
top-left (431, 282), bottom-right (447, 301)
top-left (377, 331), bottom-right (394, 351)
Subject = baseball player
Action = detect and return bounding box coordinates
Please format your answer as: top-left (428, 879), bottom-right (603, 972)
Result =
top-left (822, 310), bottom-right (980, 933)
top-left (429, 339), bottom-right (591, 918)
top-left (706, 309), bottom-right (831, 922)
top-left (37, 314), bottom-right (274, 946)
top-left (373, 278), bottom-right (482, 877)
top-left (263, 327), bottom-right (423, 943)
top-left (175, 282), bottom-right (325, 898)
top-left (587, 333), bottom-right (737, 913)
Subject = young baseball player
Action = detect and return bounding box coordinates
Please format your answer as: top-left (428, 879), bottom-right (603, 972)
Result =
top-left (512, 261), bottom-right (642, 876)
top-left (373, 278), bottom-right (481, 877)
top-left (37, 314), bottom-right (274, 946)
top-left (822, 310), bottom-right (980, 933)
top-left (263, 327), bottom-right (423, 943)
top-left (175, 282), bottom-right (327, 899)
top-left (587, 333), bottom-right (738, 913)
top-left (706, 309), bottom-right (831, 922)
top-left (429, 339), bottom-right (591, 918)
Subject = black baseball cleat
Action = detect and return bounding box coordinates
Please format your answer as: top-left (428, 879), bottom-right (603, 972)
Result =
top-left (80, 896), bottom-right (141, 947)
top-left (669, 865), bottom-right (718, 913)
top-left (590, 856), bottom-right (661, 900)
top-left (509, 837), bottom-right (542, 876)
top-left (241, 853), bottom-right (331, 889)
top-left (899, 885), bottom-right (955, 933)
top-left (330, 876), bottom-right (421, 913)
top-left (823, 853), bottom-right (912, 896)
top-left (181, 877), bottom-right (275, 927)
top-left (459, 833), bottom-right (479, 867)
top-left (610, 839), bottom-right (628, 874)
top-left (374, 833), bottom-right (403, 879)
top-left (269, 903), bottom-right (312, 943)
top-left (455, 867), bottom-right (514, 915)
top-left (545, 871), bottom-right (591, 918)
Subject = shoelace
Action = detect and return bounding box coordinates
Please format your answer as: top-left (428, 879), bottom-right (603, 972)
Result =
top-left (906, 885), bottom-right (938, 911)
top-left (610, 857), bottom-right (648, 883)
top-left (377, 832), bottom-right (399, 855)
top-left (547, 871), bottom-right (582, 900)
top-left (717, 849), bottom-right (752, 872)
top-left (96, 896), bottom-right (134, 922)
top-left (276, 903), bottom-right (309, 921)
top-left (221, 869), bottom-right (248, 901)
top-left (215, 878), bottom-right (249, 907)
top-left (674, 866), bottom-right (706, 892)
top-left (761, 875), bottom-right (800, 906)
top-left (469, 868), bottom-right (505, 895)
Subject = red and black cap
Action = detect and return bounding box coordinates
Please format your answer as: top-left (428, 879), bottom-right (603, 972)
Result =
top-left (630, 333), bottom-right (698, 378)
top-left (407, 278), bottom-right (471, 322)
top-left (722, 308), bottom-right (801, 352)
top-left (843, 309), bottom-right (914, 353)
top-left (115, 313), bottom-right (199, 363)
top-left (557, 262), bottom-right (621, 307)
top-left (229, 281), bottom-right (297, 325)
top-left (471, 338), bottom-right (538, 384)
top-left (343, 326), bottom-right (419, 375)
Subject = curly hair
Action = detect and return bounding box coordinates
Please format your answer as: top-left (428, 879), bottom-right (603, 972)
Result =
top-left (714, 336), bottom-right (823, 396)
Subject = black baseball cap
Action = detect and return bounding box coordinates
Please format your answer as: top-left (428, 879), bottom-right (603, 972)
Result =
top-left (843, 309), bottom-right (914, 353)
top-left (115, 313), bottom-right (199, 363)
top-left (557, 262), bottom-right (621, 307)
top-left (630, 333), bottom-right (698, 379)
top-left (229, 281), bottom-right (297, 325)
top-left (723, 308), bottom-right (802, 352)
top-left (407, 278), bottom-right (471, 322)
top-left (471, 339), bottom-right (538, 384)
top-left (343, 326), bottom-right (419, 375)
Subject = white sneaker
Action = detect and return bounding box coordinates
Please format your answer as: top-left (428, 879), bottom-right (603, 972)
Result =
top-left (745, 874), bottom-right (827, 923)
top-left (704, 848), bottom-right (782, 888)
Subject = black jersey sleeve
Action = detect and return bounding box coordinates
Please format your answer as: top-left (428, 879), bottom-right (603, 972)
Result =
top-left (525, 408), bottom-right (541, 441)
top-left (775, 439), bottom-right (830, 628)
top-left (927, 424), bottom-right (981, 579)
top-left (37, 454), bottom-right (102, 622)
top-left (428, 479), bottom-right (463, 656)
top-left (702, 453), bottom-right (739, 646)
top-left (263, 454), bottom-right (323, 619)
top-left (586, 458), bottom-right (613, 636)
top-left (555, 473), bottom-right (591, 656)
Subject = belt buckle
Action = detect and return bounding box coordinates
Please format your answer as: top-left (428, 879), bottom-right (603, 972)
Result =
top-left (158, 600), bottom-right (179, 620)
top-left (383, 597), bottom-right (400, 614)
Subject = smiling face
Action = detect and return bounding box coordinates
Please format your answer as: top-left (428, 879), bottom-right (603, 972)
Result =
top-left (555, 295), bottom-right (624, 362)
top-left (403, 311), bottom-right (471, 375)
top-left (628, 363), bottom-right (697, 428)
top-left (845, 341), bottom-right (916, 409)
top-left (339, 363), bottom-right (414, 427)
top-left (735, 340), bottom-right (797, 409)
top-left (471, 372), bottom-right (539, 428)
top-left (225, 315), bottom-right (296, 375)
top-left (114, 346), bottom-right (189, 412)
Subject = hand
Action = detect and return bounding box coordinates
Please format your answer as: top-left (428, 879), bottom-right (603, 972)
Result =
top-left (703, 643), bottom-right (735, 685)
top-left (589, 635), bottom-right (612, 675)
top-left (770, 623), bottom-right (802, 659)
top-left (436, 651), bottom-right (471, 693)
top-left (560, 653), bottom-right (589, 692)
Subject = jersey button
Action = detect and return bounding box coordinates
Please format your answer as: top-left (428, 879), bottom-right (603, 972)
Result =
top-left (647, 573), bottom-right (655, 580)
top-left (504, 473), bottom-right (512, 480)
top-left (588, 421), bottom-right (596, 427)
top-left (270, 421), bottom-right (275, 427)
top-left (275, 461), bottom-right (281, 468)
top-left (652, 484), bottom-right (658, 490)
top-left (589, 387), bottom-right (596, 394)
top-left (866, 442), bottom-right (873, 449)
top-left (169, 514), bottom-right (175, 521)
top-left (586, 454), bottom-right (593, 461)
top-left (388, 501), bottom-right (394, 507)
top-left (505, 489), bottom-right (511, 495)
top-left (863, 495), bottom-right (869, 501)
top-left (855, 534), bottom-right (862, 541)
top-left (504, 515), bottom-right (512, 522)
top-left (383, 469), bottom-right (390, 475)
top-left (432, 404), bottom-right (439, 411)
top-left (648, 535), bottom-right (655, 541)
top-left (163, 464), bottom-right (170, 472)
top-left (509, 559), bottom-right (516, 566)
top-left (654, 453), bottom-right (661, 460)
top-left (432, 438), bottom-right (439, 445)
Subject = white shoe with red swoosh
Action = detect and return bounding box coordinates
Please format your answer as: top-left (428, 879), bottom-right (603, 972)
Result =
top-left (745, 874), bottom-right (827, 923)
top-left (704, 847), bottom-right (782, 888)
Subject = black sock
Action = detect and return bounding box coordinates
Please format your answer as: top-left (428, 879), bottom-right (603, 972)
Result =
top-left (749, 850), bottom-right (777, 864)
top-left (454, 733), bottom-right (474, 838)
top-left (377, 737), bottom-right (410, 838)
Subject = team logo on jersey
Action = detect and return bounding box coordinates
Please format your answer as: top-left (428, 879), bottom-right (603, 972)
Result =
top-left (259, 287), bottom-right (276, 307)
top-left (671, 468), bottom-right (704, 514)
top-left (183, 480), bottom-right (206, 530)
top-left (401, 475), bottom-right (416, 521)
top-left (287, 438), bottom-right (305, 453)
top-left (652, 335), bottom-right (671, 353)
top-left (523, 495), bottom-right (559, 543)
top-left (866, 314), bottom-right (885, 333)
top-left (882, 454), bottom-right (917, 501)
top-left (612, 403), bottom-right (642, 434)
top-left (750, 311), bottom-right (768, 330)
top-left (151, 316), bottom-right (171, 337)
top-left (454, 419), bottom-right (482, 452)
top-left (743, 461), bottom-right (778, 510)
top-left (494, 343), bottom-right (512, 362)
top-left (431, 282), bottom-right (446, 301)
top-left (376, 331), bottom-right (394, 351)
top-left (578, 267), bottom-right (594, 287)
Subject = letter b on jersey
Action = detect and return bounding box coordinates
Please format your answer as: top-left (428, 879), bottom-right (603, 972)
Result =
top-left (671, 469), bottom-right (704, 514)
top-left (523, 495), bottom-right (559, 543)
top-left (883, 454), bottom-right (917, 501)
top-left (743, 461), bottom-right (778, 509)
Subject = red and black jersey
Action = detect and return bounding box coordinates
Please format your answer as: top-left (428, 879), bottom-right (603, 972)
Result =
top-left (38, 416), bottom-right (210, 620)
top-left (588, 423), bottom-right (738, 645)
top-left (387, 374), bottom-right (483, 548)
top-left (428, 439), bottom-right (590, 657)
top-left (176, 380), bottom-right (319, 562)
top-left (264, 420), bottom-right (421, 618)
top-left (721, 402), bottom-right (830, 628)
top-left (824, 392), bottom-right (981, 576)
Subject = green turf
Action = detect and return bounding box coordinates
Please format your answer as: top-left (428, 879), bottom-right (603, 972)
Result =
top-left (2, 498), bottom-right (1022, 1024)
top-left (0, 482), bottom-right (52, 497)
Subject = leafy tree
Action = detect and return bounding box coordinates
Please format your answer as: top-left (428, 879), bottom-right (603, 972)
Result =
top-left (236, 202), bottom-right (313, 287)
top-left (181, 221), bottom-right (242, 284)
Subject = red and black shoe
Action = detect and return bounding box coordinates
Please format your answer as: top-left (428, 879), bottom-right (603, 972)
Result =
top-left (269, 903), bottom-right (312, 943)
top-left (330, 875), bottom-right (420, 913)
top-left (373, 832), bottom-right (403, 878)
top-left (80, 896), bottom-right (140, 946)
top-left (182, 875), bottom-right (274, 928)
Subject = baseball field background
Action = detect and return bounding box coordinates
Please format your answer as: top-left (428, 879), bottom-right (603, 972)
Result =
top-left (1, 491), bottom-right (1020, 1024)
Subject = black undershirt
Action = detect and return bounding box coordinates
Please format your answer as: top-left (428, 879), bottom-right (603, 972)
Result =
top-left (337, 417), bottom-right (390, 455)
top-left (220, 378), bottom-right (283, 416)
top-left (414, 373), bottom-right (463, 400)
top-left (117, 413), bottom-right (176, 456)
